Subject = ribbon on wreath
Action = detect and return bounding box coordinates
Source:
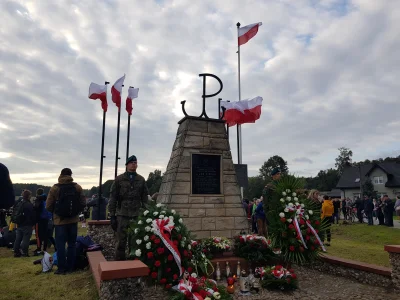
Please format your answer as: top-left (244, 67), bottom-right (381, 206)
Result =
top-left (285, 204), bottom-right (326, 252)
top-left (151, 219), bottom-right (183, 276)
top-left (178, 281), bottom-right (204, 300)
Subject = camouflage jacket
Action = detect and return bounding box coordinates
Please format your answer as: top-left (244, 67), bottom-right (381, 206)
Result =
top-left (262, 181), bottom-right (277, 215)
top-left (108, 172), bottom-right (149, 218)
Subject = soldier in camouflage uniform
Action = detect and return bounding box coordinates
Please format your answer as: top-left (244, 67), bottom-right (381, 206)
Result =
top-left (262, 168), bottom-right (281, 233)
top-left (109, 155), bottom-right (149, 261)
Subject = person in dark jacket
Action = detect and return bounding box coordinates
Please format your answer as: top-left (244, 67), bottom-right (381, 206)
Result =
top-left (363, 195), bottom-right (374, 225)
top-left (0, 163), bottom-right (15, 210)
top-left (332, 199), bottom-right (341, 224)
top-left (87, 194), bottom-right (109, 220)
top-left (354, 197), bottom-right (364, 223)
top-left (376, 198), bottom-right (385, 225)
top-left (382, 195), bottom-right (394, 227)
top-left (33, 189), bottom-right (51, 255)
top-left (255, 199), bottom-right (267, 237)
top-left (14, 190), bottom-right (36, 257)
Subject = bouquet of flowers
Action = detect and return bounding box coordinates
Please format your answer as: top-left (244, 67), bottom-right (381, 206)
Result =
top-left (233, 234), bottom-right (275, 264)
top-left (128, 202), bottom-right (193, 288)
top-left (255, 265), bottom-right (298, 291)
top-left (266, 175), bottom-right (328, 264)
top-left (202, 237), bottom-right (231, 257)
top-left (190, 240), bottom-right (214, 276)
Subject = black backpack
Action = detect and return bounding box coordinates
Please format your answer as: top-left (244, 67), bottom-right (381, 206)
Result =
top-left (54, 183), bottom-right (80, 218)
top-left (11, 199), bottom-right (25, 224)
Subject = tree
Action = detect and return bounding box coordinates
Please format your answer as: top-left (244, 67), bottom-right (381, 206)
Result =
top-left (305, 168), bottom-right (339, 191)
top-left (259, 155), bottom-right (288, 180)
top-left (335, 147), bottom-right (353, 175)
top-left (243, 176), bottom-right (266, 200)
top-left (146, 169), bottom-right (163, 196)
top-left (362, 178), bottom-right (377, 198)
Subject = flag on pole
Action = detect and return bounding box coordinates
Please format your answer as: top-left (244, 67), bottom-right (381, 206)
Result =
top-left (126, 87), bottom-right (139, 115)
top-left (88, 82), bottom-right (108, 112)
top-left (238, 22), bottom-right (262, 46)
top-left (111, 74), bottom-right (126, 109)
top-left (221, 96), bottom-right (263, 127)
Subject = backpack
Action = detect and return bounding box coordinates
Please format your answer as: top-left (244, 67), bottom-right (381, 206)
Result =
top-left (54, 183), bottom-right (80, 218)
top-left (11, 199), bottom-right (25, 224)
top-left (40, 200), bottom-right (52, 220)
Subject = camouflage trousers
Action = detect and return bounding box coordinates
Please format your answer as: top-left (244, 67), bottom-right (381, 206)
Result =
top-left (115, 216), bottom-right (137, 261)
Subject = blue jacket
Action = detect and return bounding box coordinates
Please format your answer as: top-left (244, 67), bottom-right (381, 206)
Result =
top-left (255, 202), bottom-right (266, 220)
top-left (87, 196), bottom-right (109, 220)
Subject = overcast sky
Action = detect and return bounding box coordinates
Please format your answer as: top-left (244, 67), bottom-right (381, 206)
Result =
top-left (1, 0), bottom-right (399, 188)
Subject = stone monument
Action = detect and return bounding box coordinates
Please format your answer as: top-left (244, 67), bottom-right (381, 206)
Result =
top-left (157, 73), bottom-right (248, 239)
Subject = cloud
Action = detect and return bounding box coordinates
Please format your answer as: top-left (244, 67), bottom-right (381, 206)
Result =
top-left (1, 0), bottom-right (400, 188)
top-left (293, 157), bottom-right (313, 164)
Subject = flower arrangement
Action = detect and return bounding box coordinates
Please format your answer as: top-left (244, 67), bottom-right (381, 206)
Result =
top-left (202, 237), bottom-right (231, 257)
top-left (232, 234), bottom-right (275, 264)
top-left (265, 175), bottom-right (328, 264)
top-left (128, 202), bottom-right (193, 288)
top-left (255, 266), bottom-right (298, 291)
top-left (190, 240), bottom-right (214, 276)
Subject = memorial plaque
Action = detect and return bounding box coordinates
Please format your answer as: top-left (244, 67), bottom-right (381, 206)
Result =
top-left (191, 154), bottom-right (221, 194)
top-left (234, 164), bottom-right (249, 188)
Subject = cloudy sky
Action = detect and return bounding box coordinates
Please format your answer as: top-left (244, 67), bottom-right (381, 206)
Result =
top-left (1, 0), bottom-right (399, 188)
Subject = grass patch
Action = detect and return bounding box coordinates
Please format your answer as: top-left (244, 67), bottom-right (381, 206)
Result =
top-left (326, 222), bottom-right (400, 267)
top-left (0, 226), bottom-right (98, 300)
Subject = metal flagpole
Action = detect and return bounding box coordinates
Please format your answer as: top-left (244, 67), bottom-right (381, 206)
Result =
top-left (98, 81), bottom-right (109, 220)
top-left (114, 85), bottom-right (124, 178)
top-left (237, 22), bottom-right (243, 199)
top-left (126, 86), bottom-right (133, 161)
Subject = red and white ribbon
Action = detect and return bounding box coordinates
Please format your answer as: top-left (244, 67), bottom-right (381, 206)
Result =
top-left (151, 219), bottom-right (183, 276)
top-left (306, 222), bottom-right (326, 252)
top-left (178, 281), bottom-right (203, 300)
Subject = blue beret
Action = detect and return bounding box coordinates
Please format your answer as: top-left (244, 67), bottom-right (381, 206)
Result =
top-left (126, 155), bottom-right (137, 165)
top-left (271, 168), bottom-right (281, 176)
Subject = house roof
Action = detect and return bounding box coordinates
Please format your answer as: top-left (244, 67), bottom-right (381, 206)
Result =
top-left (336, 162), bottom-right (400, 189)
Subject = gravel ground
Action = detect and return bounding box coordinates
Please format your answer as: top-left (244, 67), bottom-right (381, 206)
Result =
top-left (234, 267), bottom-right (398, 300)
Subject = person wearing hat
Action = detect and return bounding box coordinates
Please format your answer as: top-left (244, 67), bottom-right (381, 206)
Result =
top-left (109, 155), bottom-right (149, 261)
top-left (261, 168), bottom-right (282, 234)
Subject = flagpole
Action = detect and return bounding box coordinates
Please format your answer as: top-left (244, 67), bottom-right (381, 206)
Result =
top-left (114, 85), bottom-right (123, 178)
top-left (126, 86), bottom-right (133, 162)
top-left (98, 81), bottom-right (109, 220)
top-left (237, 22), bottom-right (243, 199)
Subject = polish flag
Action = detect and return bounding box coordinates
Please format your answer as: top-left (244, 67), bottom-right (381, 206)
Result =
top-left (88, 82), bottom-right (108, 112)
top-left (126, 87), bottom-right (139, 116)
top-left (111, 74), bottom-right (125, 110)
top-left (238, 22), bottom-right (262, 46)
top-left (221, 96), bottom-right (263, 127)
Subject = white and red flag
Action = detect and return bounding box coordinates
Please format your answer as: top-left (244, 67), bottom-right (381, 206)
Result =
top-left (88, 82), bottom-right (108, 112)
top-left (238, 22), bottom-right (262, 46)
top-left (111, 74), bottom-right (125, 110)
top-left (221, 96), bottom-right (263, 127)
top-left (126, 87), bottom-right (139, 116)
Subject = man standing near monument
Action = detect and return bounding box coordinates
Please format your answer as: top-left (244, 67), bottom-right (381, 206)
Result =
top-left (109, 155), bottom-right (149, 261)
top-left (262, 168), bottom-right (281, 234)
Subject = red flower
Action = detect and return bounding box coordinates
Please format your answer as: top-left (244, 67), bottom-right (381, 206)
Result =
top-left (184, 291), bottom-right (191, 299)
top-left (213, 287), bottom-right (218, 292)
top-left (189, 277), bottom-right (197, 284)
top-left (155, 238), bottom-right (161, 244)
top-left (166, 268), bottom-right (171, 272)
top-left (157, 247), bottom-right (165, 255)
top-left (202, 249), bottom-right (207, 253)
top-left (280, 217), bottom-right (286, 223)
top-left (289, 269), bottom-right (294, 273)
top-left (150, 235), bottom-right (156, 241)
top-left (167, 254), bottom-right (173, 261)
top-left (287, 278), bottom-right (291, 283)
top-left (311, 246), bottom-right (315, 250)
top-left (288, 224), bottom-right (295, 230)
top-left (183, 250), bottom-right (188, 257)
top-left (187, 267), bottom-right (193, 273)
top-left (199, 290), bottom-right (207, 298)
top-left (173, 274), bottom-right (178, 280)
top-left (165, 284), bottom-right (172, 289)
top-left (291, 273), bottom-right (297, 279)
top-left (289, 246), bottom-right (295, 252)
top-left (275, 265), bottom-right (283, 270)
top-left (239, 236), bottom-right (245, 242)
top-left (306, 228), bottom-right (311, 234)
top-left (314, 239), bottom-right (319, 245)
top-left (299, 219), bottom-right (305, 225)
top-left (173, 240), bottom-right (179, 246)
top-left (178, 234), bottom-right (182, 240)
top-left (155, 261), bottom-right (161, 267)
top-left (147, 252), bottom-right (154, 259)
top-left (305, 235), bottom-right (310, 241)
top-left (159, 278), bottom-right (167, 284)
top-left (151, 272), bottom-right (157, 279)
top-left (315, 220), bottom-right (320, 225)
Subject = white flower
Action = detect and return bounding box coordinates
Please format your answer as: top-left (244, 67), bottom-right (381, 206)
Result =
top-left (144, 235), bottom-right (149, 241)
top-left (284, 208), bottom-right (289, 213)
top-left (145, 226), bottom-right (151, 232)
top-left (279, 213), bottom-right (285, 218)
top-left (146, 218), bottom-right (152, 223)
top-left (292, 192), bottom-right (297, 197)
top-left (286, 189), bottom-right (291, 193)
top-left (156, 203), bottom-right (162, 207)
top-left (181, 242), bottom-right (185, 247)
top-left (305, 215), bottom-right (310, 220)
top-left (282, 192), bottom-right (287, 196)
top-left (138, 220), bottom-right (143, 225)
top-left (287, 218), bottom-right (293, 223)
top-left (301, 204), bottom-right (305, 208)
top-left (294, 197), bottom-right (298, 201)
top-left (296, 209), bottom-right (301, 215)
top-left (191, 273), bottom-right (198, 278)
top-left (295, 202), bottom-right (300, 206)
top-left (159, 215), bottom-right (164, 219)
top-left (161, 211), bottom-right (166, 214)
top-left (164, 217), bottom-right (169, 221)
top-left (179, 218), bottom-right (183, 224)
top-left (286, 197), bottom-right (291, 201)
top-left (136, 239), bottom-right (142, 245)
top-left (169, 215), bottom-right (174, 220)
top-left (176, 226), bottom-right (181, 232)
top-left (309, 210), bottom-right (313, 215)
top-left (288, 203), bottom-right (294, 207)
top-left (205, 297), bottom-right (211, 300)
top-left (171, 210), bottom-right (176, 214)
top-left (143, 210), bottom-right (149, 216)
top-left (146, 242), bottom-right (151, 249)
top-left (134, 228), bottom-right (139, 234)
top-left (280, 199), bottom-right (285, 203)
top-left (213, 292), bottom-right (221, 299)
top-left (188, 244), bottom-right (191, 250)
top-left (183, 237), bottom-right (186, 241)
top-left (153, 212), bottom-right (158, 216)
top-left (135, 249), bottom-right (141, 257)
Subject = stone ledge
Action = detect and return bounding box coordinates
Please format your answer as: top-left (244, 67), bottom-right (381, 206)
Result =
top-left (88, 251), bottom-right (107, 290)
top-left (321, 254), bottom-right (391, 277)
top-left (88, 220), bottom-right (111, 225)
top-left (384, 245), bottom-right (400, 253)
top-left (99, 260), bottom-right (149, 281)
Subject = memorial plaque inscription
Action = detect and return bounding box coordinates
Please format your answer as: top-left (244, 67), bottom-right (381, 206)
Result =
top-left (191, 154), bottom-right (221, 194)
